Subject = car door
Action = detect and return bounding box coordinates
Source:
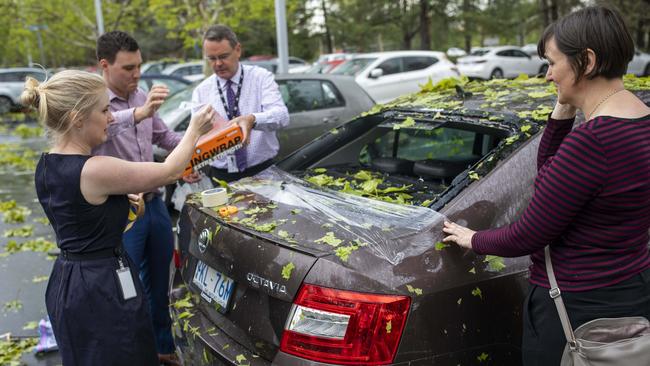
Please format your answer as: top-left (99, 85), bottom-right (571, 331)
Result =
top-left (276, 79), bottom-right (347, 158)
top-left (402, 56), bottom-right (440, 90)
top-left (360, 57), bottom-right (405, 103)
top-left (510, 49), bottom-right (537, 76)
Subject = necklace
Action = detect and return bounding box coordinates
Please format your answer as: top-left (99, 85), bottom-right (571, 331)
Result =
top-left (587, 88), bottom-right (625, 120)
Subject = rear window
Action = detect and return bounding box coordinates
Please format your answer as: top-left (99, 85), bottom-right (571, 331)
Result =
top-left (331, 58), bottom-right (377, 76)
top-left (278, 79), bottom-right (345, 113)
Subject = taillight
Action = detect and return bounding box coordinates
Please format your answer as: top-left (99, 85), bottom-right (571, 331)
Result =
top-left (173, 248), bottom-right (181, 269)
top-left (280, 284), bottom-right (411, 365)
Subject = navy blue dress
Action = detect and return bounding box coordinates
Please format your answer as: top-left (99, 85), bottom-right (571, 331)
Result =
top-left (35, 153), bottom-right (158, 366)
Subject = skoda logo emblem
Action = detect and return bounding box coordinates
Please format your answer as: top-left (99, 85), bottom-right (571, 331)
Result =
top-left (198, 228), bottom-right (210, 254)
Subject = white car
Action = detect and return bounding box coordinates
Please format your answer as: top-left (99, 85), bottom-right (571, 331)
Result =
top-left (447, 47), bottom-right (467, 57)
top-left (162, 61), bottom-right (207, 82)
top-left (0, 67), bottom-right (48, 114)
top-left (331, 51), bottom-right (459, 104)
top-left (627, 50), bottom-right (650, 76)
top-left (457, 46), bottom-right (548, 80)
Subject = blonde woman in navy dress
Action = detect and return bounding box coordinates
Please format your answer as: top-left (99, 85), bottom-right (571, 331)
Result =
top-left (22, 70), bottom-right (214, 365)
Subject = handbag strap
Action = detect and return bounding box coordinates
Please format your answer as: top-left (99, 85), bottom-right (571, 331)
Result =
top-left (544, 246), bottom-right (578, 348)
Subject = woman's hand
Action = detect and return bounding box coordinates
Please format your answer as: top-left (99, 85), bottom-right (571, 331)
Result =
top-left (550, 100), bottom-right (577, 120)
top-left (442, 221), bottom-right (475, 250)
top-left (188, 104), bottom-right (216, 137)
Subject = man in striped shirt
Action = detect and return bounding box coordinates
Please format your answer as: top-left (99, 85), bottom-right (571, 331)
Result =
top-left (192, 25), bottom-right (289, 182)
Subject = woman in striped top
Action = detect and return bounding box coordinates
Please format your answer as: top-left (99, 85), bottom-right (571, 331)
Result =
top-left (443, 6), bottom-right (650, 366)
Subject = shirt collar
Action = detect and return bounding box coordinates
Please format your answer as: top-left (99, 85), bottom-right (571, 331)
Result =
top-left (215, 63), bottom-right (243, 88)
top-left (107, 87), bottom-right (129, 102)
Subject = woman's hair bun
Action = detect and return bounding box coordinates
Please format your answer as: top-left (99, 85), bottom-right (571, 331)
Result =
top-left (20, 77), bottom-right (41, 108)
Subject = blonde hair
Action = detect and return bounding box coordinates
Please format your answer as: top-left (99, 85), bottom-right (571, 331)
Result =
top-left (20, 70), bottom-right (106, 143)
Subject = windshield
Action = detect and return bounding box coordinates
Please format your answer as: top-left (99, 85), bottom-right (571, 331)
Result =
top-left (331, 58), bottom-right (377, 76)
top-left (156, 85), bottom-right (195, 130)
top-left (471, 49), bottom-right (490, 56)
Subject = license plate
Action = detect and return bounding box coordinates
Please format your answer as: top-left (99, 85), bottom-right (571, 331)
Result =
top-left (193, 260), bottom-right (235, 311)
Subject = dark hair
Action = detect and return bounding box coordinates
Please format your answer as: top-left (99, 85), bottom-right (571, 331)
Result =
top-left (537, 6), bottom-right (634, 82)
top-left (203, 25), bottom-right (239, 48)
top-left (96, 31), bottom-right (140, 64)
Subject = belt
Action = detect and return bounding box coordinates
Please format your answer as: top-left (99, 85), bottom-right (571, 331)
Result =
top-left (60, 246), bottom-right (124, 261)
top-left (143, 192), bottom-right (159, 202)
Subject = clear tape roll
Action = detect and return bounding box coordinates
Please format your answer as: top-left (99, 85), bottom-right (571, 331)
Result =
top-left (201, 187), bottom-right (227, 207)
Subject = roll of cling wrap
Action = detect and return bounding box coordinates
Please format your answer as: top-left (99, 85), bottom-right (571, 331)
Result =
top-left (182, 124), bottom-right (244, 177)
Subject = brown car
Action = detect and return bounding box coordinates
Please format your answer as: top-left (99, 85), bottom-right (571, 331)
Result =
top-left (169, 76), bottom-right (650, 365)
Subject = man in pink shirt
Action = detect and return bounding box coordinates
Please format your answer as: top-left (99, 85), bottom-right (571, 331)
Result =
top-left (92, 31), bottom-right (184, 366)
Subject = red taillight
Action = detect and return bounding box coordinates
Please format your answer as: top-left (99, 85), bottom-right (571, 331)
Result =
top-left (280, 284), bottom-right (411, 365)
top-left (173, 248), bottom-right (181, 269)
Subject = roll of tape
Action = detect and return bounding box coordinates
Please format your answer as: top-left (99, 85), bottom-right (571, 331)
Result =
top-left (201, 188), bottom-right (227, 207)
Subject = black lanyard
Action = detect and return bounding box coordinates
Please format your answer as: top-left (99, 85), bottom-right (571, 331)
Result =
top-left (216, 67), bottom-right (244, 120)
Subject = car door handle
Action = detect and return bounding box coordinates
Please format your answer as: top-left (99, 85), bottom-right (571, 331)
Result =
top-left (323, 116), bottom-right (339, 123)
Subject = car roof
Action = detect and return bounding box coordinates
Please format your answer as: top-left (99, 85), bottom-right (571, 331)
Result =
top-left (352, 50), bottom-right (447, 59)
top-left (0, 67), bottom-right (46, 74)
top-left (163, 61), bottom-right (204, 72)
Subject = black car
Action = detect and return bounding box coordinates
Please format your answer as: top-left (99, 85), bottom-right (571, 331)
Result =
top-left (169, 75), bottom-right (650, 365)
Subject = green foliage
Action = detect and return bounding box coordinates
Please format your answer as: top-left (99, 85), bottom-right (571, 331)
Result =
top-left (0, 337), bottom-right (38, 366)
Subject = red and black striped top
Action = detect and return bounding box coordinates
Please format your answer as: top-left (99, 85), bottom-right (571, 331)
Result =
top-left (473, 114), bottom-right (650, 291)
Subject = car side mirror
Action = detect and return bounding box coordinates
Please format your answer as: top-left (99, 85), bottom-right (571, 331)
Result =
top-left (369, 68), bottom-right (384, 79)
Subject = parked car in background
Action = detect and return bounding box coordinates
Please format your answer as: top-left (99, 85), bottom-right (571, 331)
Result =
top-left (139, 74), bottom-right (191, 95)
top-left (627, 49), bottom-right (650, 76)
top-left (331, 51), bottom-right (459, 104)
top-left (169, 76), bottom-right (650, 365)
top-left (162, 61), bottom-right (207, 82)
top-left (446, 47), bottom-right (467, 58)
top-left (141, 60), bottom-right (179, 75)
top-left (521, 43), bottom-right (538, 56)
top-left (242, 57), bottom-right (312, 74)
top-left (0, 67), bottom-right (48, 114)
top-left (457, 46), bottom-right (548, 80)
top-left (310, 53), bottom-right (355, 74)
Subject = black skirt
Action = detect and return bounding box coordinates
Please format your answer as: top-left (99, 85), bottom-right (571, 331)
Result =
top-left (46, 255), bottom-right (159, 366)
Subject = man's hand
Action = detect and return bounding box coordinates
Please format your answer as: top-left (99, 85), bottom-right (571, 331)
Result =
top-left (230, 114), bottom-right (256, 145)
top-left (134, 85), bottom-right (169, 123)
top-left (182, 171), bottom-right (202, 183)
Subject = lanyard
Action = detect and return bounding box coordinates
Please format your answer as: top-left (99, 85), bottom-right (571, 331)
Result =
top-left (216, 67), bottom-right (245, 120)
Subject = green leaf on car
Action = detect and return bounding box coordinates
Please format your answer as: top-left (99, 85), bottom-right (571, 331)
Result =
top-left (385, 320), bottom-right (392, 334)
top-left (468, 171), bottom-right (480, 181)
top-left (315, 232), bottom-right (342, 247)
top-left (335, 244), bottom-right (359, 262)
top-left (477, 352), bottom-right (490, 362)
top-left (406, 285), bottom-right (423, 296)
top-left (281, 262), bottom-right (295, 280)
top-left (313, 168), bottom-right (327, 173)
top-left (434, 242), bottom-right (449, 251)
top-left (471, 287), bottom-right (483, 299)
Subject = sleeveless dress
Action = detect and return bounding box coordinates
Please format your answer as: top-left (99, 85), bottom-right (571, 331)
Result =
top-left (35, 153), bottom-right (158, 366)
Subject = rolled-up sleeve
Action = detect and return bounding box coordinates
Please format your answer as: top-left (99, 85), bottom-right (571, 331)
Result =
top-left (251, 72), bottom-right (289, 131)
top-left (151, 112), bottom-right (181, 152)
top-left (106, 108), bottom-right (135, 138)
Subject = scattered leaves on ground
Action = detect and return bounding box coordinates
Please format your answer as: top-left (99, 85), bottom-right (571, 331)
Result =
top-left (0, 337), bottom-right (38, 366)
top-left (3, 300), bottom-right (23, 312)
top-left (31, 275), bottom-right (48, 283)
top-left (3, 225), bottom-right (33, 238)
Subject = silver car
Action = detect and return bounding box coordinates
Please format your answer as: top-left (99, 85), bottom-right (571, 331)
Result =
top-left (154, 73), bottom-right (376, 161)
top-left (0, 68), bottom-right (48, 113)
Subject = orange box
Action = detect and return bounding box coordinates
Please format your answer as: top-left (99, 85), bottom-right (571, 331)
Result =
top-left (182, 124), bottom-right (244, 177)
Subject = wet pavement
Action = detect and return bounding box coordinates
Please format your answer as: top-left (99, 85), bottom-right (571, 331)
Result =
top-left (0, 119), bottom-right (62, 365)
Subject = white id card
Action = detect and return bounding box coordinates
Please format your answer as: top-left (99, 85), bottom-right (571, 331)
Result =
top-left (227, 154), bottom-right (239, 173)
top-left (116, 267), bottom-right (137, 300)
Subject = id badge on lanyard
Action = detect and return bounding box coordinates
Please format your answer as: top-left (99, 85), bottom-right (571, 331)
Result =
top-left (116, 257), bottom-right (137, 300)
